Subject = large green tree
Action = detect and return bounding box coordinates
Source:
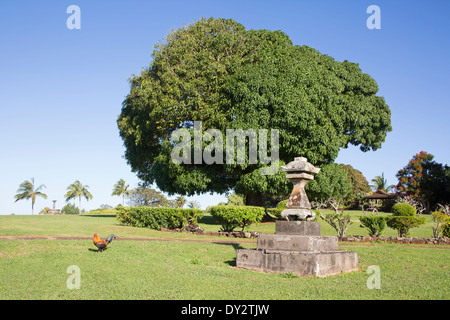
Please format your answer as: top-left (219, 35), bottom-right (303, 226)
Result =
top-left (118, 17), bottom-right (392, 204)
top-left (305, 163), bottom-right (352, 202)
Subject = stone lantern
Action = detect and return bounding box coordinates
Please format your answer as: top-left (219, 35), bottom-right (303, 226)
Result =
top-left (280, 157), bottom-right (320, 221)
top-left (235, 156), bottom-right (358, 277)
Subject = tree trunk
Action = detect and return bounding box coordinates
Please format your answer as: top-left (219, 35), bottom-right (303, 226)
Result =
top-left (245, 192), bottom-right (267, 207)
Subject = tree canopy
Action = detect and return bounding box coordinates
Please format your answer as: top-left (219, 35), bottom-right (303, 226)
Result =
top-left (118, 17), bottom-right (392, 203)
top-left (396, 151), bottom-right (450, 209)
top-left (339, 164), bottom-right (371, 202)
top-left (305, 163), bottom-right (352, 202)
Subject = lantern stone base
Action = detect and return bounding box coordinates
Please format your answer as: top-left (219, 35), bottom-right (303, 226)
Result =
top-left (281, 208), bottom-right (316, 221)
top-left (236, 221), bottom-right (358, 277)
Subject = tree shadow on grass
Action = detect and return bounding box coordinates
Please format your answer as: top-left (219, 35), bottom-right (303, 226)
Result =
top-left (198, 214), bottom-right (220, 226)
top-left (214, 242), bottom-right (251, 267)
top-left (81, 215), bottom-right (117, 218)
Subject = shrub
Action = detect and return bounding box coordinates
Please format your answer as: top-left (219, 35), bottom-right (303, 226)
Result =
top-left (319, 212), bottom-right (352, 237)
top-left (85, 208), bottom-right (118, 215)
top-left (116, 206), bottom-right (203, 230)
top-left (209, 206), bottom-right (265, 232)
top-left (61, 203), bottom-right (80, 215)
top-left (391, 203), bottom-right (416, 216)
top-left (276, 200), bottom-right (289, 209)
top-left (387, 203), bottom-right (425, 237)
top-left (265, 208), bottom-right (283, 220)
top-left (431, 211), bottom-right (449, 238)
top-left (39, 207), bottom-right (50, 214)
top-left (359, 216), bottom-right (386, 237)
top-left (443, 222), bottom-right (450, 238)
top-left (386, 216), bottom-right (426, 237)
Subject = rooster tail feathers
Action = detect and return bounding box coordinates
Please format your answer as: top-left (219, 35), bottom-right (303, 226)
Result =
top-left (106, 234), bottom-right (118, 244)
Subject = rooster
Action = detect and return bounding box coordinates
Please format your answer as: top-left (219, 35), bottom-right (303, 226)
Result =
top-left (93, 233), bottom-right (118, 253)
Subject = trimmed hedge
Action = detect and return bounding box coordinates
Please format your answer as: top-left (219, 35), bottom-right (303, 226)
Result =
top-left (209, 206), bottom-right (265, 232)
top-left (391, 203), bottom-right (416, 216)
top-left (359, 216), bottom-right (386, 237)
top-left (386, 216), bottom-right (426, 237)
top-left (116, 206), bottom-right (203, 231)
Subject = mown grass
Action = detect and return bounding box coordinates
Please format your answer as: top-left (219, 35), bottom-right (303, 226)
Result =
top-left (0, 239), bottom-right (448, 300)
top-left (0, 213), bottom-right (449, 300)
top-left (0, 210), bottom-right (437, 239)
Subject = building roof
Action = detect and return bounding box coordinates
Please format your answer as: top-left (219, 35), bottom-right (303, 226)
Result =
top-left (364, 189), bottom-right (398, 199)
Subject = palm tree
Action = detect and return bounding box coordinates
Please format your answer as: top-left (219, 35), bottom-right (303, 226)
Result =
top-left (371, 173), bottom-right (395, 193)
top-left (64, 180), bottom-right (93, 213)
top-left (14, 178), bottom-right (48, 215)
top-left (187, 200), bottom-right (201, 209)
top-left (175, 196), bottom-right (186, 208)
top-left (111, 179), bottom-right (132, 206)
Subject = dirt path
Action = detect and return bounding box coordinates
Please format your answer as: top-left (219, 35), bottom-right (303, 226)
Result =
top-left (0, 235), bottom-right (256, 244)
top-left (1, 235), bottom-right (449, 250)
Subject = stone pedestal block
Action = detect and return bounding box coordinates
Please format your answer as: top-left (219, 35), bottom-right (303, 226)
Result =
top-left (236, 249), bottom-right (358, 277)
top-left (235, 221), bottom-right (359, 277)
top-left (275, 221), bottom-right (320, 235)
top-left (257, 234), bottom-right (338, 252)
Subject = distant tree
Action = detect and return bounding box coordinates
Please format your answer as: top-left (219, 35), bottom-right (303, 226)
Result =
top-left (128, 187), bottom-right (169, 207)
top-left (64, 180), bottom-right (93, 213)
top-left (396, 151), bottom-right (449, 210)
top-left (226, 193), bottom-right (245, 206)
top-left (396, 151), bottom-right (434, 198)
top-left (175, 196), bottom-right (187, 208)
top-left (420, 160), bottom-right (450, 209)
top-left (371, 173), bottom-right (395, 193)
top-left (112, 179), bottom-right (133, 206)
top-left (61, 203), bottom-right (80, 215)
top-left (339, 164), bottom-right (371, 206)
top-left (14, 178), bottom-right (48, 215)
top-left (187, 200), bottom-right (201, 209)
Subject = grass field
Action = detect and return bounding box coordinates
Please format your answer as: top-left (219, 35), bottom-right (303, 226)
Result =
top-left (0, 213), bottom-right (449, 300)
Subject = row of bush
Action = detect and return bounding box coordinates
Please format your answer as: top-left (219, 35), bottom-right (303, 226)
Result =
top-left (209, 206), bottom-right (265, 232)
top-left (115, 205), bottom-right (266, 233)
top-left (359, 203), bottom-right (450, 238)
top-left (115, 202), bottom-right (449, 238)
top-left (116, 206), bottom-right (203, 230)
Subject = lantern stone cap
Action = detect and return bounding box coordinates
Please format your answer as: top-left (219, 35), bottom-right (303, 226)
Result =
top-left (280, 157), bottom-right (321, 174)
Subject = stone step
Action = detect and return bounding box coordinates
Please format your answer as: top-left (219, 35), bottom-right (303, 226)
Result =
top-left (236, 249), bottom-right (359, 277)
top-left (275, 221), bottom-right (320, 235)
top-left (257, 234), bottom-right (338, 252)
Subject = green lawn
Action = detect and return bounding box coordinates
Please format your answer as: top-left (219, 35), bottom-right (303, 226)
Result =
top-left (0, 213), bottom-right (449, 300)
top-left (0, 210), bottom-right (436, 239)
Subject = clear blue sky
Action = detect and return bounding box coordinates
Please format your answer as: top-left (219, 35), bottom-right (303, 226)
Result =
top-left (1, 0), bottom-right (449, 214)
